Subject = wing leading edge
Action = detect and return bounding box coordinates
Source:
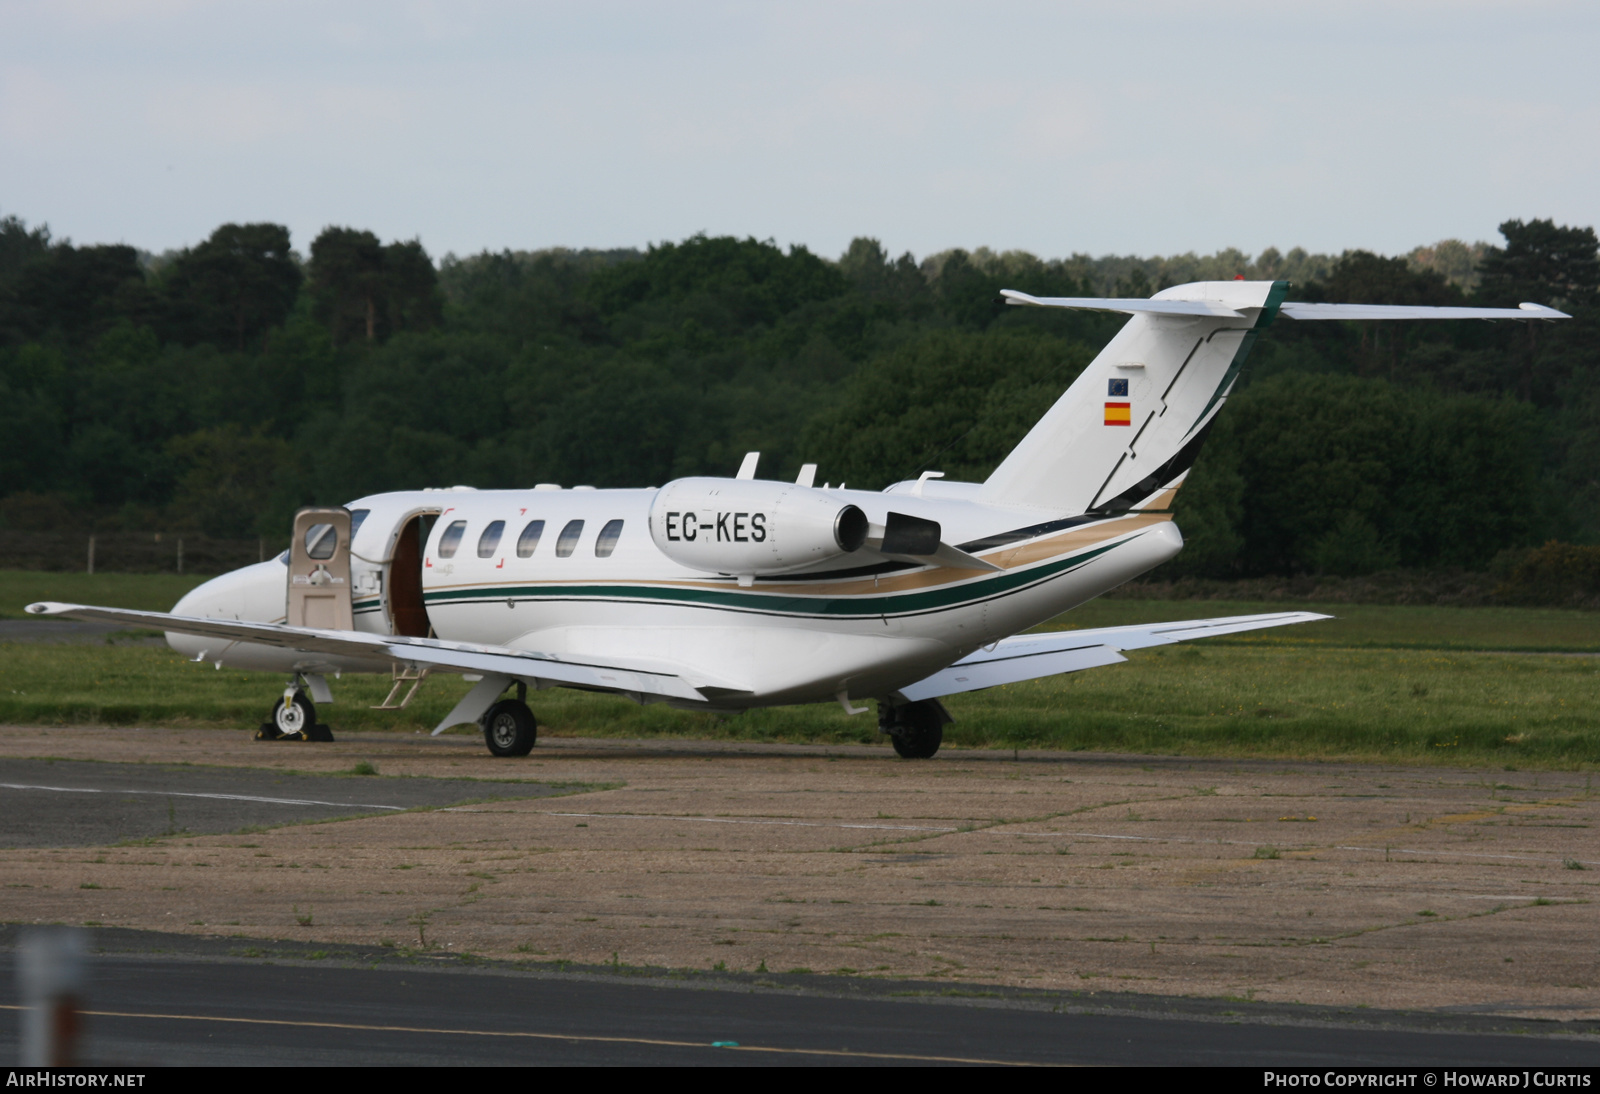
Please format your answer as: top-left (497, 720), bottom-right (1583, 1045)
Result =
top-left (24, 601), bottom-right (711, 707)
top-left (898, 612), bottom-right (1331, 701)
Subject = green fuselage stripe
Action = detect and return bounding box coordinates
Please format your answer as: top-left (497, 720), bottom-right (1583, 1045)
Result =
top-left (421, 537), bottom-right (1130, 619)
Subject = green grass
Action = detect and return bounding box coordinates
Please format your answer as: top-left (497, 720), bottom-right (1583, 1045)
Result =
top-left (938, 644), bottom-right (1600, 766)
top-left (1, 627), bottom-right (1597, 769)
top-left (2, 572), bottom-right (1598, 768)
top-left (0, 570), bottom-right (211, 618)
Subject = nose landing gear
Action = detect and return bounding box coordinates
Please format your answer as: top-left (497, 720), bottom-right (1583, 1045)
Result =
top-left (256, 677), bottom-right (335, 742)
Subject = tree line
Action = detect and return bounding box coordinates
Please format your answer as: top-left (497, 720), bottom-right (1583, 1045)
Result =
top-left (0, 212), bottom-right (1595, 578)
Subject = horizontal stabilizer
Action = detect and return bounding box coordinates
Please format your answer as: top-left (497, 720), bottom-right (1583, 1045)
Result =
top-left (24, 601), bottom-right (710, 703)
top-left (1280, 301), bottom-right (1569, 321)
top-left (1004, 289), bottom-right (1569, 323)
top-left (899, 611), bottom-right (1330, 701)
top-left (1000, 289), bottom-right (1244, 318)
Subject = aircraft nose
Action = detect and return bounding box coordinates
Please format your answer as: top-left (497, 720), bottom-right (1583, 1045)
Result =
top-left (165, 557), bottom-right (288, 658)
top-left (172, 575), bottom-right (223, 617)
top-left (167, 576), bottom-right (225, 658)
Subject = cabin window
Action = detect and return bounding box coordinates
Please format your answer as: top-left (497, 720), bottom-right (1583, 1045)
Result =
top-left (305, 523), bottom-right (338, 560)
top-left (437, 520), bottom-right (467, 558)
top-left (595, 519), bottom-right (624, 558)
top-left (477, 520), bottom-right (505, 558)
top-left (516, 519), bottom-right (545, 557)
top-left (348, 509), bottom-right (370, 538)
top-left (555, 519), bottom-right (584, 557)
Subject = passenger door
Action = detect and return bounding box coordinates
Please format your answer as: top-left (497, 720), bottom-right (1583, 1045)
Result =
top-left (387, 512), bottom-right (436, 637)
top-left (288, 507), bottom-right (354, 631)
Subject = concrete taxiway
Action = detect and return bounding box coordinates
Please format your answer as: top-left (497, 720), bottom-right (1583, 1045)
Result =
top-left (1, 725), bottom-right (1597, 1040)
top-left (1, 929), bottom-right (1596, 1066)
top-left (0, 757), bottom-right (570, 847)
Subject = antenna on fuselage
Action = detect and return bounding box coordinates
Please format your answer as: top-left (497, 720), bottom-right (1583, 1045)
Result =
top-left (795, 463), bottom-right (817, 488)
top-left (736, 452), bottom-right (760, 480)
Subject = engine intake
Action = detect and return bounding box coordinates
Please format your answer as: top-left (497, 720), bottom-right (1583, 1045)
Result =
top-left (650, 478), bottom-right (868, 576)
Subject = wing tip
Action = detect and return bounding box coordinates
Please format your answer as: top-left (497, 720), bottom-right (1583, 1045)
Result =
top-left (1520, 302), bottom-right (1572, 319)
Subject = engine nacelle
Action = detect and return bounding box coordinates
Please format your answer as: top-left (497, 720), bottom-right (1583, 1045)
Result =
top-left (649, 478), bottom-right (869, 576)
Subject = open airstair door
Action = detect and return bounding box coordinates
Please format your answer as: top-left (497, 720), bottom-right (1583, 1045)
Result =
top-left (288, 507), bottom-right (354, 631)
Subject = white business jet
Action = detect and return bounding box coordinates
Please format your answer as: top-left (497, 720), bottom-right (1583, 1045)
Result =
top-left (28, 281), bottom-right (1568, 757)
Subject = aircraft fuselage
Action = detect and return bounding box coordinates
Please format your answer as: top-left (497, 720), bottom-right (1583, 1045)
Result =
top-left (168, 480), bottom-right (1183, 709)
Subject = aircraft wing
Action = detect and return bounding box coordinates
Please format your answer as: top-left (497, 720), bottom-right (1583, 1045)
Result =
top-left (23, 601), bottom-right (710, 706)
top-left (897, 611), bottom-right (1330, 702)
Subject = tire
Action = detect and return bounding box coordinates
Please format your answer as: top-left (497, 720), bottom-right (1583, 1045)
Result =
top-left (482, 699), bottom-right (537, 757)
top-left (270, 691), bottom-right (317, 740)
top-left (889, 699), bottom-right (944, 759)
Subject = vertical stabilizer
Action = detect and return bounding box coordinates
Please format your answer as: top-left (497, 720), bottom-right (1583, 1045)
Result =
top-left (979, 280), bottom-right (1288, 515)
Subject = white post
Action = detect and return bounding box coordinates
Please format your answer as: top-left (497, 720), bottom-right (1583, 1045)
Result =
top-left (19, 927), bottom-right (87, 1066)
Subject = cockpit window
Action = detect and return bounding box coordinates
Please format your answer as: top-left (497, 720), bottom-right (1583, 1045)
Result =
top-left (516, 520), bottom-right (545, 557)
top-left (555, 519), bottom-right (584, 557)
top-left (305, 523), bottom-right (338, 560)
top-left (437, 520), bottom-right (467, 558)
top-left (348, 509), bottom-right (370, 538)
top-left (595, 519), bottom-right (624, 558)
top-left (477, 520), bottom-right (505, 558)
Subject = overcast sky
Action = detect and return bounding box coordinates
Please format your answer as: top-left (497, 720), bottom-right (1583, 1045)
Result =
top-left (3, 1), bottom-right (1596, 263)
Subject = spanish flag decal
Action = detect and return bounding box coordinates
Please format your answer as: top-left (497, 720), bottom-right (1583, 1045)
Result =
top-left (1104, 401), bottom-right (1131, 426)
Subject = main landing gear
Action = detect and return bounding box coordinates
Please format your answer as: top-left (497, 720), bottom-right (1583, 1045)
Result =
top-left (880, 698), bottom-right (949, 759)
top-left (482, 681), bottom-right (538, 757)
top-left (256, 676), bottom-right (335, 742)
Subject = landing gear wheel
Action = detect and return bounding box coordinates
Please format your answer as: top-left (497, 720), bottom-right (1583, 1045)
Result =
top-left (887, 699), bottom-right (944, 759)
top-left (269, 690), bottom-right (316, 741)
top-left (482, 699), bottom-right (537, 757)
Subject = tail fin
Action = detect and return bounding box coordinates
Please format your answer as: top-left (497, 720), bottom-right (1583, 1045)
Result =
top-left (978, 280), bottom-right (1289, 515)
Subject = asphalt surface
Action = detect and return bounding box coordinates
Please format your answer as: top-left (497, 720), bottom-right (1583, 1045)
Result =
top-left (0, 758), bottom-right (570, 846)
top-left (0, 620), bottom-right (156, 643)
top-left (4, 754), bottom-right (1598, 1065)
top-left (0, 929), bottom-right (1597, 1067)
